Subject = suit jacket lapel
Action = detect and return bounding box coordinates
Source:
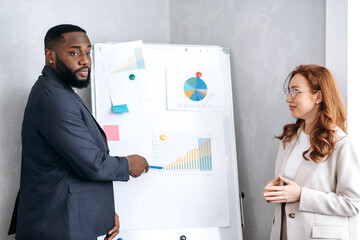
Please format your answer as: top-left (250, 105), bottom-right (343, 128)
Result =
top-left (280, 127), bottom-right (322, 186)
top-left (42, 66), bottom-right (109, 148)
top-left (276, 127), bottom-right (323, 187)
top-left (70, 90), bottom-right (108, 143)
top-left (276, 136), bottom-right (297, 177)
top-left (294, 157), bottom-right (322, 186)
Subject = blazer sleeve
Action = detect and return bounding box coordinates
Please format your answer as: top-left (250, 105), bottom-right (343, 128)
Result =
top-left (36, 87), bottom-right (129, 181)
top-left (299, 139), bottom-right (360, 216)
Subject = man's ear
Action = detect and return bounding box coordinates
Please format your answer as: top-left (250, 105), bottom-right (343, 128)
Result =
top-left (45, 49), bottom-right (55, 65)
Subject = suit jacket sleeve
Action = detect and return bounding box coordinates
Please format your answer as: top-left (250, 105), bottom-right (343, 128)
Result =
top-left (299, 138), bottom-right (360, 216)
top-left (35, 87), bottom-right (129, 181)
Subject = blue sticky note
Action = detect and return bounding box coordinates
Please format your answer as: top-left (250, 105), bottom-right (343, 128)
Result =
top-left (111, 103), bottom-right (129, 113)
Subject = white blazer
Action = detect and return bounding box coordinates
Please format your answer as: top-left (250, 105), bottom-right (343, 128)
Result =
top-left (270, 127), bottom-right (360, 240)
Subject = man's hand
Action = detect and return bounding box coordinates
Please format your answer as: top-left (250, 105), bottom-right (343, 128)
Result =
top-left (126, 154), bottom-right (149, 177)
top-left (263, 175), bottom-right (301, 203)
top-left (105, 213), bottom-right (119, 240)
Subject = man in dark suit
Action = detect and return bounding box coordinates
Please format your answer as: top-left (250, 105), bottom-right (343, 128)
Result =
top-left (8, 24), bottom-right (149, 240)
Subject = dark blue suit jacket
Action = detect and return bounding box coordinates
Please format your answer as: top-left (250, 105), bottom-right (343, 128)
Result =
top-left (9, 66), bottom-right (129, 240)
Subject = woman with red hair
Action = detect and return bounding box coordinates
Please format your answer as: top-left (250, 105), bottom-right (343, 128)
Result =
top-left (263, 65), bottom-right (360, 239)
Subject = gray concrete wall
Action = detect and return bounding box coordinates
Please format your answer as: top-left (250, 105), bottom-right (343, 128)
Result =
top-left (169, 1), bottom-right (326, 239)
top-left (0, 0), bottom-right (169, 239)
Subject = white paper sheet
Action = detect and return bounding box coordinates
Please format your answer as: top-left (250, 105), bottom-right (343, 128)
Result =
top-left (112, 130), bottom-right (230, 230)
top-left (98, 41), bottom-right (152, 105)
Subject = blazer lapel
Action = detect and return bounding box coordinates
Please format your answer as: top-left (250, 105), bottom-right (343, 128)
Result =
top-left (276, 136), bottom-right (297, 177)
top-left (42, 66), bottom-right (109, 148)
top-left (293, 129), bottom-right (323, 186)
top-left (70, 90), bottom-right (109, 146)
top-left (294, 153), bottom-right (322, 187)
top-left (277, 126), bottom-right (324, 186)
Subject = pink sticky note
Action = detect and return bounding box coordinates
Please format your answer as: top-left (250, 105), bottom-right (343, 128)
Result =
top-left (103, 125), bottom-right (120, 141)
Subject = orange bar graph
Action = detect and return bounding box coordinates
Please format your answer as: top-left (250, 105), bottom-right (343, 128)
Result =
top-left (161, 138), bottom-right (212, 171)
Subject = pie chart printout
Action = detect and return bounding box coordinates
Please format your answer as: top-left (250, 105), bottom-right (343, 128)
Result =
top-left (184, 76), bottom-right (208, 101)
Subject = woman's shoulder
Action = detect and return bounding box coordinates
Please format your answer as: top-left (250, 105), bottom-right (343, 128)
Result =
top-left (334, 126), bottom-right (352, 149)
top-left (331, 128), bottom-right (360, 165)
top-left (334, 126), bottom-right (347, 139)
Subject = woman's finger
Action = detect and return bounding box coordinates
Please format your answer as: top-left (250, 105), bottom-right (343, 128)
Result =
top-left (264, 186), bottom-right (284, 191)
top-left (265, 195), bottom-right (286, 202)
top-left (278, 175), bottom-right (293, 185)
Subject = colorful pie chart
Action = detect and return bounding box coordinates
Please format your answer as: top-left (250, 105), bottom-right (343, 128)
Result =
top-left (184, 77), bottom-right (208, 101)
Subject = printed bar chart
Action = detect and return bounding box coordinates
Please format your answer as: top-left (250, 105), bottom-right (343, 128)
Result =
top-left (112, 47), bottom-right (145, 73)
top-left (153, 133), bottom-right (212, 173)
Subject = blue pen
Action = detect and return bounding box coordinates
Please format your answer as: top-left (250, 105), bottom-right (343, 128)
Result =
top-left (149, 165), bottom-right (163, 169)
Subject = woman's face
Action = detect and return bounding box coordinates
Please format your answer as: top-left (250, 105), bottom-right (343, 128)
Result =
top-left (286, 74), bottom-right (320, 124)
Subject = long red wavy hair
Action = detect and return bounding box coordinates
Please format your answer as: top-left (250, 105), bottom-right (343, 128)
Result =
top-left (276, 65), bottom-right (346, 162)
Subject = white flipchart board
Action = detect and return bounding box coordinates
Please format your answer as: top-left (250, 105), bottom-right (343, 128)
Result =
top-left (91, 43), bottom-right (243, 240)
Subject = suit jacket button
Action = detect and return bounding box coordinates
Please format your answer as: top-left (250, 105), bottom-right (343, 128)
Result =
top-left (288, 213), bottom-right (295, 218)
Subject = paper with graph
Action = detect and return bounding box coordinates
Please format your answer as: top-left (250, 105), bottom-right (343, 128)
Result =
top-left (113, 131), bottom-right (230, 230)
top-left (152, 132), bottom-right (213, 173)
top-left (98, 41), bottom-right (152, 106)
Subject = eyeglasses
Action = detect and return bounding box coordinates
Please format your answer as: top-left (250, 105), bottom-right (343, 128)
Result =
top-left (284, 88), bottom-right (319, 98)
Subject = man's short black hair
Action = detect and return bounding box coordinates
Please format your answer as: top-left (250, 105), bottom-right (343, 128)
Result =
top-left (44, 24), bottom-right (86, 50)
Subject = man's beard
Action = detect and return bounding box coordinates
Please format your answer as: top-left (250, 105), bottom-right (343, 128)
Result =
top-left (55, 57), bottom-right (91, 89)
